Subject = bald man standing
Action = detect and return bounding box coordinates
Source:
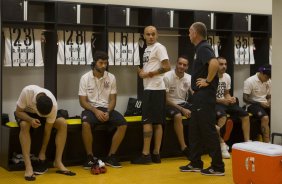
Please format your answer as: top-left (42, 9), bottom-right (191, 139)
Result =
top-left (131, 26), bottom-right (171, 164)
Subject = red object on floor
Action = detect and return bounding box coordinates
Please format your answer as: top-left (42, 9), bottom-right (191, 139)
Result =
top-left (223, 118), bottom-right (233, 141)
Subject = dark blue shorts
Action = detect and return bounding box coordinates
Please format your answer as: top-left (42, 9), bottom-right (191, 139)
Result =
top-left (247, 104), bottom-right (270, 119)
top-left (215, 103), bottom-right (248, 118)
top-left (81, 108), bottom-right (127, 128)
top-left (166, 102), bottom-right (193, 118)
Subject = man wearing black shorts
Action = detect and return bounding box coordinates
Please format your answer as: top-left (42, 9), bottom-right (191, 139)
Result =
top-left (79, 51), bottom-right (127, 168)
top-left (215, 57), bottom-right (250, 159)
top-left (131, 26), bottom-right (171, 164)
top-left (179, 22), bottom-right (225, 176)
top-left (15, 85), bottom-right (75, 181)
top-left (243, 64), bottom-right (271, 142)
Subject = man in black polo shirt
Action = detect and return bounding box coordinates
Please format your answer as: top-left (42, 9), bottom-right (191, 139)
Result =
top-left (179, 22), bottom-right (225, 176)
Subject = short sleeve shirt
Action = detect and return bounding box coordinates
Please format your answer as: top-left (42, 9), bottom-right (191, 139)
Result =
top-left (16, 85), bottom-right (57, 123)
top-left (164, 70), bottom-right (191, 104)
top-left (142, 42), bottom-right (169, 90)
top-left (78, 71), bottom-right (117, 108)
top-left (243, 73), bottom-right (271, 103)
top-left (191, 40), bottom-right (218, 92)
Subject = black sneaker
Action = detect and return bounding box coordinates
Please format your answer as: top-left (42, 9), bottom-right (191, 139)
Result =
top-left (33, 160), bottom-right (48, 175)
top-left (131, 154), bottom-right (152, 164)
top-left (83, 155), bottom-right (97, 169)
top-left (151, 154), bottom-right (161, 163)
top-left (182, 147), bottom-right (190, 160)
top-left (105, 155), bottom-right (122, 168)
top-left (179, 163), bottom-right (202, 172)
top-left (201, 167), bottom-right (225, 176)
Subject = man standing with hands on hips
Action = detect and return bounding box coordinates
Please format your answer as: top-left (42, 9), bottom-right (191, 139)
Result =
top-left (179, 22), bottom-right (225, 176)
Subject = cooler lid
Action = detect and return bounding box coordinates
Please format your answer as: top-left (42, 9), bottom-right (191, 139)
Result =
top-left (232, 141), bottom-right (282, 156)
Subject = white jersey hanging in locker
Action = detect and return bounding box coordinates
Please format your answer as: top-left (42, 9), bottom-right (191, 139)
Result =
top-left (234, 36), bottom-right (255, 65)
top-left (3, 28), bottom-right (44, 67)
top-left (108, 32), bottom-right (140, 66)
top-left (57, 30), bottom-right (94, 65)
top-left (207, 35), bottom-right (220, 57)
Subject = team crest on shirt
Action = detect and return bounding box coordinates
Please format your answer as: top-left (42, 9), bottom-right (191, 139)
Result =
top-left (104, 81), bottom-right (110, 88)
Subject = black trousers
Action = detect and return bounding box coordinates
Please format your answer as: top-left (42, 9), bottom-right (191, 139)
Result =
top-left (189, 94), bottom-right (224, 171)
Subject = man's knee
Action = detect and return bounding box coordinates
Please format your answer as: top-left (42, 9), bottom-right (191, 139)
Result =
top-left (143, 131), bottom-right (153, 138)
top-left (174, 113), bottom-right (182, 122)
top-left (117, 124), bottom-right (127, 132)
top-left (261, 116), bottom-right (269, 124)
top-left (19, 121), bottom-right (31, 132)
top-left (54, 117), bottom-right (67, 130)
top-left (82, 121), bottom-right (92, 131)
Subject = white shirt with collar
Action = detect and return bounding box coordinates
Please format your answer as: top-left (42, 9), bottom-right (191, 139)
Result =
top-left (164, 70), bottom-right (191, 105)
top-left (243, 73), bottom-right (271, 103)
top-left (79, 71), bottom-right (117, 108)
top-left (17, 85), bottom-right (57, 123)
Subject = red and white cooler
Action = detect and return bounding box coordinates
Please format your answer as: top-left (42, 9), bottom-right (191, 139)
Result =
top-left (232, 141), bottom-right (282, 184)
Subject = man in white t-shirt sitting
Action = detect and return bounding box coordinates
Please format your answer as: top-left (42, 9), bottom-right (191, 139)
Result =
top-left (164, 56), bottom-right (192, 159)
top-left (243, 64), bottom-right (271, 142)
top-left (79, 51), bottom-right (127, 169)
top-left (215, 57), bottom-right (250, 159)
top-left (15, 85), bottom-right (75, 181)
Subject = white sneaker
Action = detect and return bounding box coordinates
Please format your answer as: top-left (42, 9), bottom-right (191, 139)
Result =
top-left (221, 143), bottom-right (230, 159)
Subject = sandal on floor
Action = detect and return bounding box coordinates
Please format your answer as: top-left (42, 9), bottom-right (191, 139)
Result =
top-left (24, 174), bottom-right (36, 181)
top-left (56, 170), bottom-right (76, 176)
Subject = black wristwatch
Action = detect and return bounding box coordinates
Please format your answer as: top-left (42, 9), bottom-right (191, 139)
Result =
top-left (206, 79), bottom-right (211, 84)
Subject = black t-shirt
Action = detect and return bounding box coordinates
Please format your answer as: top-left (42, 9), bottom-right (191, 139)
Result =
top-left (191, 40), bottom-right (218, 92)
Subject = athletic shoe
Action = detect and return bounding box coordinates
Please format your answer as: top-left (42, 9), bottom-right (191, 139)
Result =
top-left (223, 118), bottom-right (233, 141)
top-left (201, 166), bottom-right (225, 176)
top-left (83, 155), bottom-right (97, 169)
top-left (33, 160), bottom-right (48, 175)
top-left (221, 143), bottom-right (231, 159)
top-left (105, 155), bottom-right (122, 168)
top-left (151, 154), bottom-right (161, 163)
top-left (131, 154), bottom-right (152, 164)
top-left (179, 163), bottom-right (202, 172)
top-left (182, 147), bottom-right (190, 160)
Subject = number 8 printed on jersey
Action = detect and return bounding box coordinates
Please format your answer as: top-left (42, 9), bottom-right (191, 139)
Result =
top-left (57, 30), bottom-right (94, 65)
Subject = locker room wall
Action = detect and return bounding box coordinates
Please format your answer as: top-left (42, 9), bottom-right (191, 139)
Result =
top-left (55, 0), bottom-right (271, 114)
top-left (2, 0), bottom-right (272, 121)
top-left (59, 0), bottom-right (271, 14)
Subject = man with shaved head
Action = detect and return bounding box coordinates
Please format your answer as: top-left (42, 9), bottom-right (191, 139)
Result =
top-left (131, 26), bottom-right (171, 164)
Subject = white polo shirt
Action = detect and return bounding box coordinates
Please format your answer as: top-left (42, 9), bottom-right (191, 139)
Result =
top-left (16, 85), bottom-right (57, 123)
top-left (79, 71), bottom-right (117, 108)
top-left (164, 70), bottom-right (191, 105)
top-left (142, 42), bottom-right (169, 90)
top-left (216, 73), bottom-right (231, 99)
top-left (243, 73), bottom-right (271, 103)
